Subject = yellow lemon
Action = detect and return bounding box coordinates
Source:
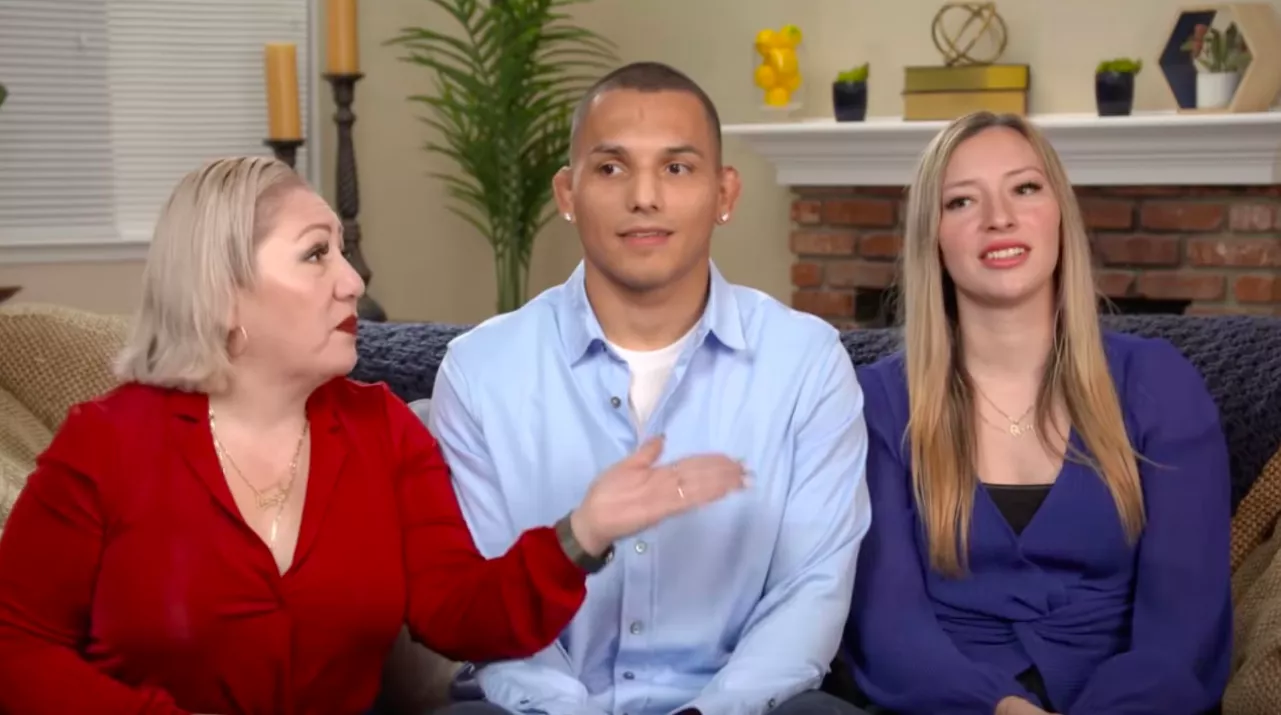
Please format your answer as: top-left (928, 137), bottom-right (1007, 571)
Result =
top-left (784, 71), bottom-right (802, 91)
top-left (753, 63), bottom-right (778, 90)
top-left (764, 87), bottom-right (791, 107)
top-left (767, 48), bottom-right (798, 76)
top-left (779, 24), bottom-right (803, 48)
top-left (754, 29), bottom-right (777, 56)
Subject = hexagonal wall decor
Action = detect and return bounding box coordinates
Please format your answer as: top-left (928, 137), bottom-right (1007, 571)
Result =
top-left (1159, 3), bottom-right (1281, 113)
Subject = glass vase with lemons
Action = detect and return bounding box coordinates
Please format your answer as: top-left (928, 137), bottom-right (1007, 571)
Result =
top-left (752, 24), bottom-right (805, 117)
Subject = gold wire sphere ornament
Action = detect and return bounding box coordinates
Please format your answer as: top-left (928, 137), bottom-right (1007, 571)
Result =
top-left (931, 2), bottom-right (1009, 67)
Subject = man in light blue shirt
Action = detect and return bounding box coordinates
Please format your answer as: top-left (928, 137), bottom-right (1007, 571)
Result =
top-left (427, 61), bottom-right (872, 715)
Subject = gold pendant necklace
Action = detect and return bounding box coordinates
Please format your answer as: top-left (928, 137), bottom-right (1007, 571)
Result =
top-left (975, 388), bottom-right (1034, 437)
top-left (209, 407), bottom-right (309, 546)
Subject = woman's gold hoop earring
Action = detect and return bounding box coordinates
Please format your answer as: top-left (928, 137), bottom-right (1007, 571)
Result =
top-left (229, 325), bottom-right (248, 352)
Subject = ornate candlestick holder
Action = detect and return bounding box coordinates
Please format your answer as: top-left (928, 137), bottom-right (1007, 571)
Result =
top-left (264, 138), bottom-right (305, 169)
top-left (324, 71), bottom-right (386, 322)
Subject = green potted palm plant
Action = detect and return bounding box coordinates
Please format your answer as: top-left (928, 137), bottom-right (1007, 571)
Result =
top-left (387, 0), bottom-right (618, 314)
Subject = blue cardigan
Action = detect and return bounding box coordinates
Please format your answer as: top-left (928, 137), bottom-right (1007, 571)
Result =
top-left (845, 332), bottom-right (1233, 715)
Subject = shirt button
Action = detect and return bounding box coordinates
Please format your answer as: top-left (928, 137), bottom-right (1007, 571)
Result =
top-left (768, 699), bottom-right (777, 708)
top-left (629, 621), bottom-right (643, 635)
top-left (634, 541), bottom-right (647, 554)
top-left (610, 396), bottom-right (622, 408)
top-left (623, 671), bottom-right (635, 680)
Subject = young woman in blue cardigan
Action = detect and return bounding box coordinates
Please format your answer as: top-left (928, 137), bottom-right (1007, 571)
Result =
top-left (845, 112), bottom-right (1233, 715)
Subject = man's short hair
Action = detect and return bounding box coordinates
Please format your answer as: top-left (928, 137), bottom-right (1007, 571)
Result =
top-left (569, 61), bottom-right (722, 164)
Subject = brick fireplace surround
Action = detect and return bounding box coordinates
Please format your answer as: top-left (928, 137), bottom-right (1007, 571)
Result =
top-left (789, 184), bottom-right (1281, 327)
top-left (723, 112), bottom-right (1281, 328)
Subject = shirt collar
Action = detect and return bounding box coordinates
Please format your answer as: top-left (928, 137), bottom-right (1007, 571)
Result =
top-left (556, 260), bottom-right (748, 361)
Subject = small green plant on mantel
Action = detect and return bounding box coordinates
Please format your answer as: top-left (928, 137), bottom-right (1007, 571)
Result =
top-left (1096, 58), bottom-right (1143, 75)
top-left (835, 63), bottom-right (869, 85)
top-left (1093, 57), bottom-right (1141, 116)
top-left (387, 0), bottom-right (619, 314)
top-left (832, 63), bottom-right (869, 122)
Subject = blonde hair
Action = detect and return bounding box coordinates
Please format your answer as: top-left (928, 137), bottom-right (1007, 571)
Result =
top-left (114, 156), bottom-right (306, 393)
top-left (900, 112), bottom-right (1144, 576)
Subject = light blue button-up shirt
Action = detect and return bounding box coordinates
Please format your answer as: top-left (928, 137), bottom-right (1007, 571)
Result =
top-left (427, 261), bottom-right (871, 715)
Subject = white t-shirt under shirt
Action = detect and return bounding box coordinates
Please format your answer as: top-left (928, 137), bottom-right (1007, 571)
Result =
top-left (605, 324), bottom-right (698, 430)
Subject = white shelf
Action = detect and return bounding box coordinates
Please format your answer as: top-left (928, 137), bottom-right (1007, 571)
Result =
top-left (722, 111), bottom-right (1281, 187)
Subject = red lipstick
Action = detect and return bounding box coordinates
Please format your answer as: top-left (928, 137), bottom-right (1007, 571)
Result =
top-left (337, 315), bottom-right (358, 335)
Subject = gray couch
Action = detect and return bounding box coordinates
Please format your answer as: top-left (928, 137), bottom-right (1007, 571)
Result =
top-left (354, 314), bottom-right (1281, 712)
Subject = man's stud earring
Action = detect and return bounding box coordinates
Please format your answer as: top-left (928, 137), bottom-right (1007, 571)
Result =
top-left (718, 213), bottom-right (730, 224)
top-left (563, 212), bottom-right (574, 223)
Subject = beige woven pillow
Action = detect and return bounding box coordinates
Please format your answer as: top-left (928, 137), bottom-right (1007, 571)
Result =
top-left (1231, 444), bottom-right (1281, 573)
top-left (1223, 444), bottom-right (1281, 713)
top-left (0, 383), bottom-right (50, 529)
top-left (0, 303), bottom-right (130, 432)
top-left (0, 303), bottom-right (129, 532)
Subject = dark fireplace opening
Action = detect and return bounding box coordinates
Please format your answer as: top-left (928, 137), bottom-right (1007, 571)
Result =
top-left (853, 287), bottom-right (1190, 329)
top-left (1099, 297), bottom-right (1192, 315)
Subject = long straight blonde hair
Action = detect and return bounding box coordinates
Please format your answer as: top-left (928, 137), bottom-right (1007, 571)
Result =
top-left (900, 112), bottom-right (1145, 576)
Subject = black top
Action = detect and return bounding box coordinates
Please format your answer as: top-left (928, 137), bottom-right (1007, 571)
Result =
top-left (984, 483), bottom-right (1053, 535)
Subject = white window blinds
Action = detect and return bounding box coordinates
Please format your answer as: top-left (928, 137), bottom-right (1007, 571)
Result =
top-left (0, 0), bottom-right (316, 262)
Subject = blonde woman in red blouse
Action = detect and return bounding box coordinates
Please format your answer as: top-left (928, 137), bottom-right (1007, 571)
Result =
top-left (0, 156), bottom-right (746, 715)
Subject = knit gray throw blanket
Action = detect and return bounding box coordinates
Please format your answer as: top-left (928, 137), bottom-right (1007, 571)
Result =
top-left (352, 314), bottom-right (1281, 513)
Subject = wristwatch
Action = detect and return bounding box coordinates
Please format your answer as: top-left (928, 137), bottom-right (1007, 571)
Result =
top-left (554, 513), bottom-right (614, 573)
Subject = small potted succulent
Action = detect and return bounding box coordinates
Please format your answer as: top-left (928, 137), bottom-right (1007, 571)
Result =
top-left (1181, 23), bottom-right (1250, 109)
top-left (832, 63), bottom-right (869, 122)
top-left (1094, 58), bottom-right (1142, 116)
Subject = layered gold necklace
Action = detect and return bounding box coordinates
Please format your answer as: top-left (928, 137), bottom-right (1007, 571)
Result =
top-left (975, 388), bottom-right (1035, 437)
top-left (208, 407), bottom-right (309, 546)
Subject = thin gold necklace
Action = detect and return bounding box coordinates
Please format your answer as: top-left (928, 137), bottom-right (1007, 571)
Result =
top-left (208, 407), bottom-right (309, 545)
top-left (974, 388), bottom-right (1035, 437)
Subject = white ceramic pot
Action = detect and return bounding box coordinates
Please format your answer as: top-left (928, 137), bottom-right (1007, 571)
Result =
top-left (1197, 71), bottom-right (1240, 109)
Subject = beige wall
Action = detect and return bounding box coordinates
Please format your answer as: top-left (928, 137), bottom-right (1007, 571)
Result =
top-left (4, 0), bottom-right (1276, 321)
top-left (0, 261), bottom-right (142, 315)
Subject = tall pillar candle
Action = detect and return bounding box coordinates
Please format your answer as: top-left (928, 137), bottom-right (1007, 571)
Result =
top-left (264, 43), bottom-right (301, 140)
top-left (327, 0), bottom-right (360, 74)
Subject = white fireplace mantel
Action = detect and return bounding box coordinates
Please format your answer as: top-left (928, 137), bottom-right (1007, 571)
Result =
top-left (722, 111), bottom-right (1281, 187)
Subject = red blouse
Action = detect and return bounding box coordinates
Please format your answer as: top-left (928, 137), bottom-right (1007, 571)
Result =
top-left (0, 378), bottom-right (588, 715)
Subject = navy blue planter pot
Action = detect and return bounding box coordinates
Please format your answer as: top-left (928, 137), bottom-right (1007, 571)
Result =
top-left (1095, 71), bottom-right (1135, 117)
top-left (832, 81), bottom-right (867, 122)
